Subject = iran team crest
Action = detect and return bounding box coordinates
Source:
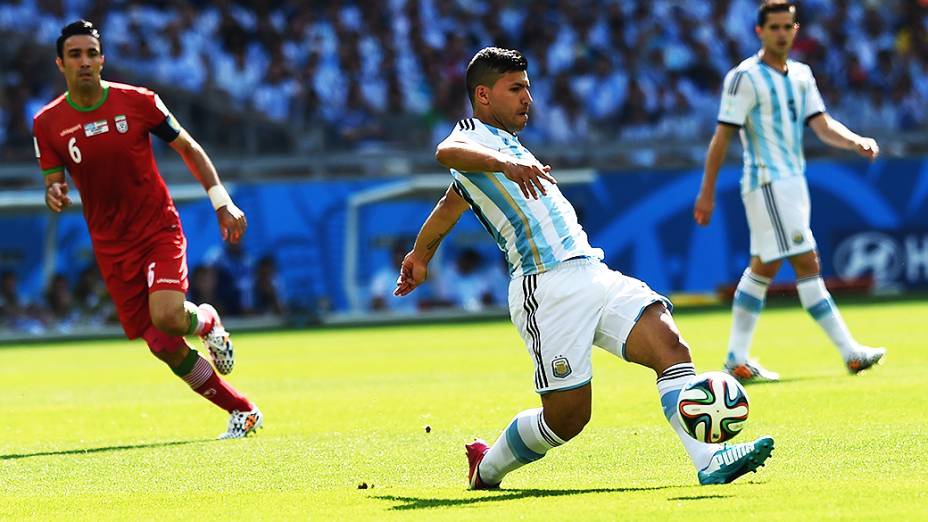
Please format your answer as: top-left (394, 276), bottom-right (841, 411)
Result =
top-left (115, 115), bottom-right (128, 133)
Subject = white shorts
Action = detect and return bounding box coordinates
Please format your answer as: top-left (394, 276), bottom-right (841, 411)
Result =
top-left (508, 258), bottom-right (672, 394)
top-left (743, 176), bottom-right (817, 263)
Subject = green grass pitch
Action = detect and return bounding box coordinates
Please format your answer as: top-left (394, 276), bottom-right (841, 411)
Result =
top-left (1, 299), bottom-right (926, 520)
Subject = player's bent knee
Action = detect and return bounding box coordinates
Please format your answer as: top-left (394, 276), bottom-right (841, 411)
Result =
top-left (543, 410), bottom-right (589, 442)
top-left (750, 258), bottom-right (781, 279)
top-left (664, 341), bottom-right (692, 369)
top-left (637, 307), bottom-right (692, 372)
top-left (542, 389), bottom-right (592, 441)
top-left (666, 334), bottom-right (691, 360)
top-left (790, 253), bottom-right (821, 277)
top-left (149, 305), bottom-right (186, 335)
top-left (656, 331), bottom-right (692, 371)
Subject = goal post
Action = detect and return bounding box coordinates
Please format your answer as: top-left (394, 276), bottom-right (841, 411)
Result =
top-left (342, 170), bottom-right (597, 313)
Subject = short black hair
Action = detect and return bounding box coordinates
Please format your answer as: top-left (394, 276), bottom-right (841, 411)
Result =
top-left (56, 20), bottom-right (102, 58)
top-left (757, 1), bottom-right (797, 28)
top-left (465, 47), bottom-right (528, 105)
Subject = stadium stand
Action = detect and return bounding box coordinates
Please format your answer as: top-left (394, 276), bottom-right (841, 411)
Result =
top-left (1, 0), bottom-right (926, 170)
top-left (1, 0), bottom-right (927, 334)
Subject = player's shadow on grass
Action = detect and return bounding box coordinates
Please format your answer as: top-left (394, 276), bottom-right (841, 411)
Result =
top-left (0, 439), bottom-right (210, 461)
top-left (377, 485), bottom-right (683, 510)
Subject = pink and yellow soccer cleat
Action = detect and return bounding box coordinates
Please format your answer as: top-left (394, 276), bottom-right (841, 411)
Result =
top-left (466, 439), bottom-right (499, 490)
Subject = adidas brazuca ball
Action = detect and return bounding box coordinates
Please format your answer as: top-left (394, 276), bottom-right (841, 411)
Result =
top-left (677, 371), bottom-right (749, 443)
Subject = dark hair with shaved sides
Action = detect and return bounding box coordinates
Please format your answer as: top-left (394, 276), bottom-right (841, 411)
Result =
top-left (465, 47), bottom-right (528, 106)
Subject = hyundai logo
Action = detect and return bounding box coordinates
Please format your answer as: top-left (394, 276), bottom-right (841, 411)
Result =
top-left (833, 232), bottom-right (903, 284)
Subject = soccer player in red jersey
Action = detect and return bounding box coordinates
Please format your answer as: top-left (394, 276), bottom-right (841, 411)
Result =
top-left (33, 20), bottom-right (262, 439)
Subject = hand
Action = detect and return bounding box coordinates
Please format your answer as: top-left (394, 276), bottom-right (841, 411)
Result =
top-left (501, 158), bottom-right (557, 199)
top-left (693, 191), bottom-right (715, 226)
top-left (855, 137), bottom-right (879, 161)
top-left (45, 182), bottom-right (72, 212)
top-left (216, 203), bottom-right (247, 244)
top-left (394, 251), bottom-right (429, 297)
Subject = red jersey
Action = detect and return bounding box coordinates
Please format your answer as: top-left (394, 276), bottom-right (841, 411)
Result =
top-left (33, 81), bottom-right (183, 257)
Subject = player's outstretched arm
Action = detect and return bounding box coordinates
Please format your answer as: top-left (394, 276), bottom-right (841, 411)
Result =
top-left (169, 129), bottom-right (247, 244)
top-left (808, 113), bottom-right (880, 160)
top-left (694, 124), bottom-right (738, 226)
top-left (44, 171), bottom-right (71, 213)
top-left (394, 184), bottom-right (469, 297)
top-left (435, 137), bottom-right (556, 200)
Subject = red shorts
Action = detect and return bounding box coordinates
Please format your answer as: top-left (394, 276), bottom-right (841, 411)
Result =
top-left (97, 232), bottom-right (189, 339)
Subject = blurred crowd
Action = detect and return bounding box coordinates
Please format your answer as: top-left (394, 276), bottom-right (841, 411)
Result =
top-left (0, 244), bottom-right (285, 335)
top-left (2, 0), bottom-right (927, 161)
top-left (368, 240), bottom-right (508, 314)
top-left (0, 266), bottom-right (115, 335)
top-left (190, 242), bottom-right (286, 318)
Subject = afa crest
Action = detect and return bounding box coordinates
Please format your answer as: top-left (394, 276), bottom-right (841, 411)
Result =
top-left (551, 357), bottom-right (572, 378)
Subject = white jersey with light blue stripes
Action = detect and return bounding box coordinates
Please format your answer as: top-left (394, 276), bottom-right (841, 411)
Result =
top-left (718, 53), bottom-right (827, 194)
top-left (446, 118), bottom-right (604, 277)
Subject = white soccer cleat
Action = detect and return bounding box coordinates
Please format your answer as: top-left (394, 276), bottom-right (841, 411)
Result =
top-left (200, 304), bottom-right (234, 375)
top-left (218, 406), bottom-right (263, 440)
top-left (846, 346), bottom-right (886, 375)
top-left (697, 435), bottom-right (774, 485)
top-left (724, 359), bottom-right (780, 384)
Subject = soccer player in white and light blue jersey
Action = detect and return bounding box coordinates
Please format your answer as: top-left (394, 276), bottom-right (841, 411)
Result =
top-left (396, 47), bottom-right (774, 489)
top-left (695, 2), bottom-right (885, 382)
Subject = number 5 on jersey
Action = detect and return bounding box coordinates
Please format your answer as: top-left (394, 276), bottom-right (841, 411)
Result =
top-left (68, 136), bottom-right (82, 163)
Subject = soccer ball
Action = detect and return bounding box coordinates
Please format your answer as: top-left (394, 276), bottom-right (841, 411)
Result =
top-left (677, 371), bottom-right (749, 443)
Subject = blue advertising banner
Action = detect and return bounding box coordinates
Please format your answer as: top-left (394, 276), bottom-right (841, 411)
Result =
top-left (582, 157), bottom-right (928, 294)
top-left (2, 157), bottom-right (926, 313)
top-left (831, 230), bottom-right (928, 289)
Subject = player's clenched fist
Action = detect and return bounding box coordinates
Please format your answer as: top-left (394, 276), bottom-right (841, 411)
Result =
top-left (216, 203), bottom-right (247, 244)
top-left (45, 181), bottom-right (72, 212)
top-left (501, 158), bottom-right (556, 200)
top-left (855, 137), bottom-right (879, 161)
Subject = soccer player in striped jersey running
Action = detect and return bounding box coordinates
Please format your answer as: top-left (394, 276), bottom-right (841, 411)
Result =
top-left (694, 2), bottom-right (885, 383)
top-left (395, 47), bottom-right (774, 489)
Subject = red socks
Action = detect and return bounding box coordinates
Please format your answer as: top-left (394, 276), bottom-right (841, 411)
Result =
top-left (175, 349), bottom-right (252, 413)
top-left (194, 370), bottom-right (253, 413)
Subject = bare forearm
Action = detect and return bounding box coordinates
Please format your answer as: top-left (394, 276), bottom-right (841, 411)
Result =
top-left (700, 130), bottom-right (732, 195)
top-left (181, 143), bottom-right (221, 189)
top-left (411, 199), bottom-right (464, 263)
top-left (436, 141), bottom-right (508, 173)
top-left (815, 115), bottom-right (862, 150)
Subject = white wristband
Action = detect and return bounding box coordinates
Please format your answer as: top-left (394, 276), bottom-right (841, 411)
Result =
top-left (207, 184), bottom-right (232, 210)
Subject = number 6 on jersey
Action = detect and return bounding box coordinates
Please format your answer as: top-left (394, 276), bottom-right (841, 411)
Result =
top-left (68, 136), bottom-right (82, 163)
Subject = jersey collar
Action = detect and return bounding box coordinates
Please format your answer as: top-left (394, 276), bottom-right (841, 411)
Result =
top-left (756, 51), bottom-right (789, 76)
top-left (480, 120), bottom-right (520, 140)
top-left (66, 83), bottom-right (110, 112)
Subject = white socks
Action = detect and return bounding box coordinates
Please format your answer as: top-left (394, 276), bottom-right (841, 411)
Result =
top-left (726, 269), bottom-right (771, 365)
top-left (657, 362), bottom-right (719, 470)
top-left (478, 363), bottom-right (721, 483)
top-left (478, 408), bottom-right (565, 485)
top-left (797, 275), bottom-right (857, 359)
